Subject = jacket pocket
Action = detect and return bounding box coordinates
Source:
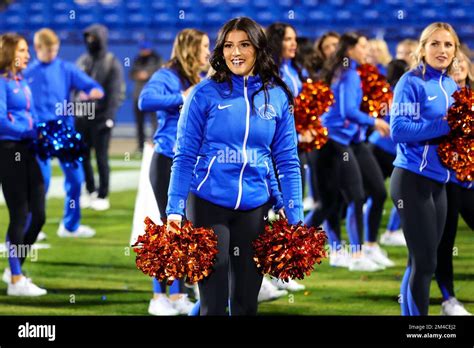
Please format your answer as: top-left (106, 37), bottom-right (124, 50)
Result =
top-left (196, 155), bottom-right (217, 191)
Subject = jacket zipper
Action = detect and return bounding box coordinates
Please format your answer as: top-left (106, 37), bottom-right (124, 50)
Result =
top-left (439, 73), bottom-right (451, 182)
top-left (234, 76), bottom-right (250, 209)
top-left (197, 155), bottom-right (216, 191)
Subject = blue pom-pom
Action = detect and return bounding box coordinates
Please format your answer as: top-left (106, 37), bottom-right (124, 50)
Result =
top-left (33, 119), bottom-right (87, 167)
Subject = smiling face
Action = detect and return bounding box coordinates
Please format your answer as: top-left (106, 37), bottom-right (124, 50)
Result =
top-left (282, 26), bottom-right (297, 60)
top-left (14, 39), bottom-right (30, 72)
top-left (321, 35), bottom-right (339, 59)
top-left (199, 35), bottom-right (211, 68)
top-left (223, 30), bottom-right (257, 77)
top-left (423, 29), bottom-right (456, 71)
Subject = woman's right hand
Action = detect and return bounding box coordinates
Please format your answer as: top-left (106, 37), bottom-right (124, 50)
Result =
top-left (374, 118), bottom-right (390, 137)
top-left (166, 215), bottom-right (183, 233)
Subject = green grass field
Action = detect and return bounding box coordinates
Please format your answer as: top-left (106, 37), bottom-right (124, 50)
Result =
top-left (0, 161), bottom-right (473, 315)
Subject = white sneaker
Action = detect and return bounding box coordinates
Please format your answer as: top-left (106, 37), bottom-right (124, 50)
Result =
top-left (271, 278), bottom-right (305, 291)
top-left (80, 191), bottom-right (97, 209)
top-left (329, 249), bottom-right (351, 268)
top-left (57, 224), bottom-right (96, 238)
top-left (171, 294), bottom-right (195, 315)
top-left (2, 268), bottom-right (11, 284)
top-left (380, 230), bottom-right (407, 247)
top-left (441, 298), bottom-right (472, 316)
top-left (363, 245), bottom-right (395, 268)
top-left (7, 276), bottom-right (47, 296)
top-left (148, 296), bottom-right (179, 316)
top-left (90, 197), bottom-right (110, 211)
top-left (349, 256), bottom-right (385, 272)
top-left (303, 196), bottom-right (316, 211)
top-left (36, 231), bottom-right (47, 242)
top-left (258, 277), bottom-right (288, 302)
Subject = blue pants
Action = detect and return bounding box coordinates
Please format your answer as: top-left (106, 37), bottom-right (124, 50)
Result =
top-left (37, 158), bottom-right (84, 232)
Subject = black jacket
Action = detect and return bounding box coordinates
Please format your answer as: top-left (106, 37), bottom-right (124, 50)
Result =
top-left (76, 24), bottom-right (125, 123)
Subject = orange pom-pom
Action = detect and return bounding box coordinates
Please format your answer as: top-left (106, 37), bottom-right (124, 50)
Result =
top-left (132, 217), bottom-right (218, 284)
top-left (356, 64), bottom-right (393, 118)
top-left (294, 79), bottom-right (334, 152)
top-left (253, 218), bottom-right (327, 281)
top-left (438, 87), bottom-right (474, 182)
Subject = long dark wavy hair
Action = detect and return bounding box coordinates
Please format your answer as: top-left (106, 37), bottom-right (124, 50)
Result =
top-left (320, 32), bottom-right (365, 86)
top-left (266, 22), bottom-right (304, 81)
top-left (210, 17), bottom-right (294, 109)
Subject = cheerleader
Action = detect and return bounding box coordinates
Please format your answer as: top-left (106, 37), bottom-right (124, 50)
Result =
top-left (312, 32), bottom-right (340, 74)
top-left (367, 39), bottom-right (392, 76)
top-left (435, 48), bottom-right (473, 316)
top-left (265, 22), bottom-right (306, 292)
top-left (390, 22), bottom-right (460, 316)
top-left (166, 17), bottom-right (303, 315)
top-left (138, 29), bottom-right (210, 315)
top-left (23, 28), bottom-right (104, 239)
top-left (311, 32), bottom-right (390, 272)
top-left (0, 33), bottom-right (46, 296)
top-left (368, 56), bottom-right (412, 247)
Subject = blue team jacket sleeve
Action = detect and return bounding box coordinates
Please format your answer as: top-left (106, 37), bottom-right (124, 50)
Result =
top-left (390, 74), bottom-right (450, 143)
top-left (166, 88), bottom-right (207, 216)
top-left (271, 97), bottom-right (303, 224)
top-left (340, 71), bottom-right (375, 127)
top-left (269, 164), bottom-right (284, 211)
top-left (68, 62), bottom-right (104, 95)
top-left (138, 70), bottom-right (184, 112)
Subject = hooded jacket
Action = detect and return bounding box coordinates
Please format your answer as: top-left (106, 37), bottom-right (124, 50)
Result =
top-left (166, 74), bottom-right (302, 224)
top-left (75, 24), bottom-right (124, 122)
top-left (390, 64), bottom-right (458, 183)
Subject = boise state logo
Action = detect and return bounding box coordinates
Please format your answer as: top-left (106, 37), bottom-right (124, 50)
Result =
top-left (257, 104), bottom-right (277, 120)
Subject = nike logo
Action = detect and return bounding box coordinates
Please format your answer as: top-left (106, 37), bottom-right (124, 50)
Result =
top-left (428, 96), bottom-right (438, 101)
top-left (263, 216), bottom-right (268, 221)
top-left (218, 104), bottom-right (232, 110)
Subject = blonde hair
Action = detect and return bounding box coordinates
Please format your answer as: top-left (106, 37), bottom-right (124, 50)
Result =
top-left (165, 28), bottom-right (207, 85)
top-left (397, 39), bottom-right (418, 67)
top-left (414, 22), bottom-right (460, 76)
top-left (369, 39), bottom-right (392, 66)
top-left (453, 47), bottom-right (474, 88)
top-left (34, 28), bottom-right (59, 47)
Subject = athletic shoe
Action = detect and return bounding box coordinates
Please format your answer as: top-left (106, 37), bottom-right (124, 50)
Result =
top-left (148, 296), bottom-right (179, 316)
top-left (2, 268), bottom-right (11, 284)
top-left (441, 298), bottom-right (472, 316)
top-left (349, 256), bottom-right (385, 272)
top-left (7, 277), bottom-right (47, 296)
top-left (171, 294), bottom-right (195, 315)
top-left (303, 196), bottom-right (316, 211)
top-left (329, 249), bottom-right (351, 268)
top-left (380, 230), bottom-right (407, 247)
top-left (258, 277), bottom-right (288, 302)
top-left (36, 231), bottom-right (47, 242)
top-left (271, 278), bottom-right (305, 291)
top-left (57, 224), bottom-right (96, 238)
top-left (90, 197), bottom-right (110, 211)
top-left (80, 191), bottom-right (97, 209)
top-left (363, 245), bottom-right (395, 268)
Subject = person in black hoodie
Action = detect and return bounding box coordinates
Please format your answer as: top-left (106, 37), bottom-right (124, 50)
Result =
top-left (75, 24), bottom-right (125, 211)
top-left (130, 41), bottom-right (162, 154)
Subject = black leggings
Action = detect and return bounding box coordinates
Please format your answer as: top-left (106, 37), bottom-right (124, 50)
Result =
top-left (435, 183), bottom-right (474, 300)
top-left (76, 120), bottom-right (111, 199)
top-left (391, 167), bottom-right (447, 315)
top-left (149, 151), bottom-right (185, 294)
top-left (187, 193), bottom-right (267, 316)
top-left (351, 142), bottom-right (387, 243)
top-left (0, 141), bottom-right (46, 271)
top-left (309, 139), bottom-right (365, 247)
top-left (370, 143), bottom-right (396, 179)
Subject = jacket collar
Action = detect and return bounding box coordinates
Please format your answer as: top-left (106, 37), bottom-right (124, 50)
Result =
top-left (420, 63), bottom-right (447, 79)
top-left (230, 73), bottom-right (262, 89)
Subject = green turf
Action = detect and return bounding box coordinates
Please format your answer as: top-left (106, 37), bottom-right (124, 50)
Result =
top-left (0, 182), bottom-right (473, 315)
